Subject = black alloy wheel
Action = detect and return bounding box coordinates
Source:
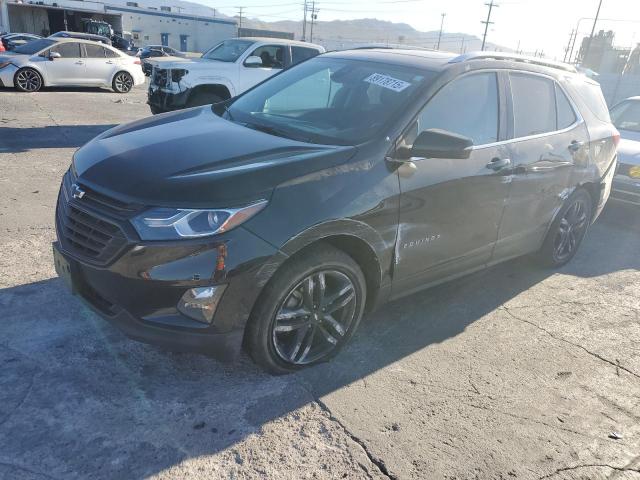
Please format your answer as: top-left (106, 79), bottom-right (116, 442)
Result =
top-left (272, 270), bottom-right (357, 365)
top-left (246, 244), bottom-right (366, 374)
top-left (538, 188), bottom-right (592, 267)
top-left (113, 71), bottom-right (134, 93)
top-left (15, 68), bottom-right (43, 92)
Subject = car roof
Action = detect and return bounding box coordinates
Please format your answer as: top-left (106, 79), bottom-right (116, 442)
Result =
top-left (324, 48), bottom-right (457, 70)
top-left (238, 37), bottom-right (324, 49)
top-left (53, 31), bottom-right (109, 40)
top-left (50, 37), bottom-right (118, 48)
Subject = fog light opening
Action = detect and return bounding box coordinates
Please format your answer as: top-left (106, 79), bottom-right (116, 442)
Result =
top-left (177, 285), bottom-right (226, 324)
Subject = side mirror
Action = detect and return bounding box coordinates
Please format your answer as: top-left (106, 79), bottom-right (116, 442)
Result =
top-left (410, 129), bottom-right (473, 159)
top-left (48, 51), bottom-right (61, 61)
top-left (244, 55), bottom-right (262, 67)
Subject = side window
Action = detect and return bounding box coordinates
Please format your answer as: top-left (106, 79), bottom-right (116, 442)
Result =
top-left (291, 46), bottom-right (319, 65)
top-left (510, 73), bottom-right (556, 137)
top-left (415, 72), bottom-right (499, 146)
top-left (105, 48), bottom-right (119, 58)
top-left (246, 45), bottom-right (285, 69)
top-left (555, 83), bottom-right (577, 129)
top-left (50, 42), bottom-right (81, 58)
top-left (84, 44), bottom-right (105, 58)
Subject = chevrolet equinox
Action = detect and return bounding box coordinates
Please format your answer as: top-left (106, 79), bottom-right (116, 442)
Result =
top-left (53, 49), bottom-right (618, 373)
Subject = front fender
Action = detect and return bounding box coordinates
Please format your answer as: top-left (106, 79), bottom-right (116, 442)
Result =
top-left (183, 76), bottom-right (235, 97)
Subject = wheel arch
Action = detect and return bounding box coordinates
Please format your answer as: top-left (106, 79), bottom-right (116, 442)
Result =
top-left (187, 83), bottom-right (233, 103)
top-left (14, 65), bottom-right (47, 87)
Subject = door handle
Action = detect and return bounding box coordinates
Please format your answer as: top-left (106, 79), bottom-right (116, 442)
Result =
top-left (75, 61), bottom-right (84, 65)
top-left (106, 61), bottom-right (114, 64)
top-left (486, 157), bottom-right (511, 170)
top-left (568, 140), bottom-right (584, 152)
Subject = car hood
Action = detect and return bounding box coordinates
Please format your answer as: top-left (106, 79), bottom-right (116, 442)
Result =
top-left (73, 107), bottom-right (356, 208)
top-left (148, 57), bottom-right (229, 70)
top-left (618, 130), bottom-right (640, 166)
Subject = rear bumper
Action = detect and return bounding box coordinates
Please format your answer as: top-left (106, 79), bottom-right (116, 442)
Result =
top-left (592, 156), bottom-right (617, 220)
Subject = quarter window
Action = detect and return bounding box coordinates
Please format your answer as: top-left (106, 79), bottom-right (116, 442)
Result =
top-left (84, 44), bottom-right (105, 58)
top-left (105, 48), bottom-right (119, 58)
top-left (555, 83), bottom-right (577, 129)
top-left (510, 73), bottom-right (556, 137)
top-left (416, 72), bottom-right (499, 146)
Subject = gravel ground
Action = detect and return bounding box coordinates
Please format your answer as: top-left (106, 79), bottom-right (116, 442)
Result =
top-left (1, 84), bottom-right (640, 480)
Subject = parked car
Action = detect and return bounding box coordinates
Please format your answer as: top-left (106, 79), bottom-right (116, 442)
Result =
top-left (147, 37), bottom-right (324, 114)
top-left (0, 38), bottom-right (144, 92)
top-left (49, 31), bottom-right (112, 46)
top-left (53, 50), bottom-right (618, 373)
top-left (138, 45), bottom-right (186, 76)
top-left (111, 35), bottom-right (136, 55)
top-left (1, 33), bottom-right (42, 51)
top-left (609, 97), bottom-right (640, 205)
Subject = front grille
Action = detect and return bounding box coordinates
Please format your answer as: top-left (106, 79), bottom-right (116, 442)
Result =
top-left (56, 172), bottom-right (129, 265)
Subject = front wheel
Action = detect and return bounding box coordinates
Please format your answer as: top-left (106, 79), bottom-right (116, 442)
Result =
top-left (14, 68), bottom-right (43, 92)
top-left (112, 71), bottom-right (134, 93)
top-left (537, 189), bottom-right (592, 268)
top-left (245, 244), bottom-right (367, 374)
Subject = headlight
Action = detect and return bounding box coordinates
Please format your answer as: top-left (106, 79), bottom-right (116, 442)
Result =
top-left (131, 200), bottom-right (267, 240)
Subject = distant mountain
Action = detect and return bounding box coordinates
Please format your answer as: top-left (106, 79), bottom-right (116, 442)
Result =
top-left (240, 17), bottom-right (510, 53)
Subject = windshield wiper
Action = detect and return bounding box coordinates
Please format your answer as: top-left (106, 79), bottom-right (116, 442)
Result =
top-left (243, 122), bottom-right (302, 141)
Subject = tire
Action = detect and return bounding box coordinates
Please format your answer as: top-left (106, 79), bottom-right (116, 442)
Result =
top-left (187, 91), bottom-right (222, 108)
top-left (112, 71), bottom-right (134, 93)
top-left (14, 68), bottom-right (43, 92)
top-left (245, 244), bottom-right (367, 374)
top-left (537, 188), bottom-right (593, 268)
top-left (149, 104), bottom-right (164, 115)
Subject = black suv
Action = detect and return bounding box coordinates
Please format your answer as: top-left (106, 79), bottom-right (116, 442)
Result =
top-left (53, 49), bottom-right (618, 373)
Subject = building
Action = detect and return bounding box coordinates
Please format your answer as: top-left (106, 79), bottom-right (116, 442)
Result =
top-left (577, 29), bottom-right (638, 75)
top-left (0, 0), bottom-right (236, 52)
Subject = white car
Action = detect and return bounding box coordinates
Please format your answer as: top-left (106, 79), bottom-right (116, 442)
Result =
top-left (147, 37), bottom-right (325, 114)
top-left (0, 37), bottom-right (145, 93)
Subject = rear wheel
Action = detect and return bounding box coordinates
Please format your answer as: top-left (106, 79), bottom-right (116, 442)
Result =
top-left (112, 71), bottom-right (134, 93)
top-left (246, 245), bottom-right (366, 374)
top-left (537, 189), bottom-right (592, 267)
top-left (14, 68), bottom-right (43, 92)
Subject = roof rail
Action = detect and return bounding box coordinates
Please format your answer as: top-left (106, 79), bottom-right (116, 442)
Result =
top-left (448, 52), bottom-right (577, 73)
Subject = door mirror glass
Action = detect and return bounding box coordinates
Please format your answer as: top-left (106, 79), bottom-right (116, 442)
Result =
top-left (410, 129), bottom-right (473, 159)
top-left (244, 55), bottom-right (263, 67)
top-left (49, 51), bottom-right (61, 60)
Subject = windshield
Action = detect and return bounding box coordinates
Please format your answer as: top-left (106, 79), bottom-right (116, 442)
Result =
top-left (610, 100), bottom-right (640, 133)
top-left (227, 57), bottom-right (434, 145)
top-left (13, 38), bottom-right (56, 55)
top-left (202, 39), bottom-right (254, 62)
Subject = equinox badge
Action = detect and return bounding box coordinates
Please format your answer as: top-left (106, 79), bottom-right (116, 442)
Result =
top-left (71, 183), bottom-right (85, 200)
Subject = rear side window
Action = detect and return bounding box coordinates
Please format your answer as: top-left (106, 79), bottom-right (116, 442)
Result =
top-left (572, 79), bottom-right (611, 122)
top-left (555, 84), bottom-right (577, 129)
top-left (84, 44), bottom-right (105, 58)
top-left (292, 46), bottom-right (319, 65)
top-left (416, 72), bottom-right (499, 146)
top-left (510, 73), bottom-right (556, 137)
top-left (50, 42), bottom-right (81, 58)
top-left (105, 48), bottom-right (120, 58)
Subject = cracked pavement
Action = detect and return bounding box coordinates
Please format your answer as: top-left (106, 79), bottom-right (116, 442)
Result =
top-left (1, 85), bottom-right (640, 479)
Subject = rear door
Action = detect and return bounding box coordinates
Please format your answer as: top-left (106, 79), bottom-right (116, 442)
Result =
top-left (41, 42), bottom-right (86, 85)
top-left (493, 72), bottom-right (589, 260)
top-left (393, 71), bottom-right (512, 294)
top-left (82, 44), bottom-right (116, 85)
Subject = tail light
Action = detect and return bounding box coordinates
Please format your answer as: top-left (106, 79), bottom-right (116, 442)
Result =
top-left (133, 59), bottom-right (141, 65)
top-left (0, 43), bottom-right (5, 52)
top-left (612, 128), bottom-right (620, 147)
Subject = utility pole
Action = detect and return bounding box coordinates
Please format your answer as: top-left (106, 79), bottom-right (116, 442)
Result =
top-left (460, 36), bottom-right (465, 53)
top-left (309, 1), bottom-right (317, 43)
top-left (436, 13), bottom-right (446, 50)
top-left (582, 0), bottom-right (603, 65)
top-left (302, 0), bottom-right (307, 41)
top-left (563, 29), bottom-right (575, 62)
top-left (481, 1), bottom-right (498, 51)
top-left (237, 6), bottom-right (243, 36)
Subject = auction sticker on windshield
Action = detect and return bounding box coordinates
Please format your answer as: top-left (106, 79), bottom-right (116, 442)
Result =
top-left (364, 73), bottom-right (411, 92)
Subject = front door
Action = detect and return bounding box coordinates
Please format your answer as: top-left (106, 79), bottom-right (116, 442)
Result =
top-left (41, 42), bottom-right (86, 85)
top-left (237, 44), bottom-right (286, 94)
top-left (393, 71), bottom-right (512, 296)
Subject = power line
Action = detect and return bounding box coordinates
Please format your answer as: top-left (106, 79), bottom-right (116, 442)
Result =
top-left (481, 0), bottom-right (498, 51)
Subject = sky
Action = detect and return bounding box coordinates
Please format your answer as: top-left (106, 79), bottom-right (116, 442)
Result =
top-left (197, 0), bottom-right (640, 60)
